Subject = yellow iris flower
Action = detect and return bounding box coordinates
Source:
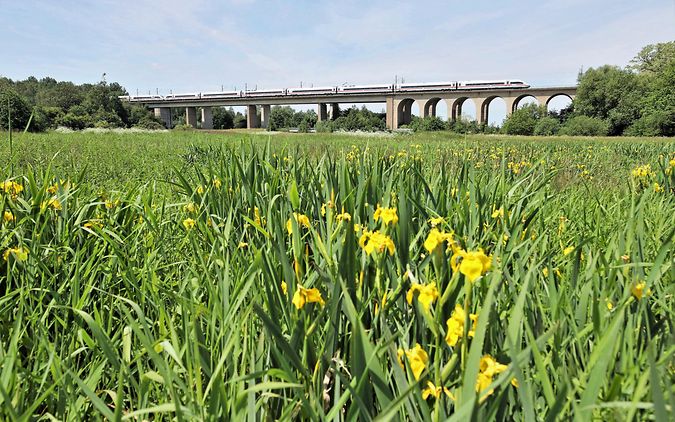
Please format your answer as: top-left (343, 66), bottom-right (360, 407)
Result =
top-left (423, 228), bottom-right (455, 253)
top-left (397, 343), bottom-right (428, 380)
top-left (3, 211), bottom-right (15, 223)
top-left (286, 213), bottom-right (310, 235)
top-left (631, 281), bottom-right (651, 300)
top-left (406, 282), bottom-right (439, 311)
top-left (374, 206), bottom-right (398, 226)
top-left (292, 285), bottom-right (325, 309)
top-left (422, 381), bottom-right (454, 400)
top-left (359, 230), bottom-right (395, 255)
top-left (3, 246), bottom-right (29, 262)
top-left (445, 304), bottom-right (478, 347)
top-left (451, 249), bottom-right (492, 282)
top-left (477, 354), bottom-right (508, 398)
top-left (183, 218), bottom-right (196, 230)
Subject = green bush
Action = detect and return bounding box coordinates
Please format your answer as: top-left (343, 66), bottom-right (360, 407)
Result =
top-left (409, 116), bottom-right (448, 132)
top-left (534, 117), bottom-right (561, 136)
top-left (449, 118), bottom-right (480, 134)
top-left (559, 116), bottom-right (609, 136)
top-left (134, 118), bottom-right (165, 130)
top-left (502, 104), bottom-right (545, 135)
top-left (314, 121), bottom-right (334, 133)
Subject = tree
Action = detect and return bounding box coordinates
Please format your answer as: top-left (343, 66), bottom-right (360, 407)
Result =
top-left (574, 65), bottom-right (644, 135)
top-left (37, 81), bottom-right (83, 111)
top-left (269, 106), bottom-right (296, 130)
top-left (629, 41), bottom-right (675, 75)
top-left (631, 51), bottom-right (675, 136)
top-left (501, 104), bottom-right (545, 135)
top-left (213, 107), bottom-right (235, 129)
top-left (233, 113), bottom-right (247, 128)
top-left (0, 87), bottom-right (31, 130)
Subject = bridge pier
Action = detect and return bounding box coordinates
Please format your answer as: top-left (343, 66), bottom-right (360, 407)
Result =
top-left (504, 97), bottom-right (517, 117)
top-left (329, 103), bottom-right (340, 120)
top-left (201, 107), bottom-right (213, 130)
top-left (386, 99), bottom-right (413, 129)
top-left (536, 96), bottom-right (549, 112)
top-left (246, 105), bottom-right (260, 129)
top-left (317, 103), bottom-right (328, 121)
top-left (475, 98), bottom-right (488, 126)
top-left (415, 100), bottom-right (436, 119)
top-left (154, 107), bottom-right (172, 129)
top-left (260, 105), bottom-right (271, 129)
top-left (419, 100), bottom-right (434, 118)
top-left (385, 98), bottom-right (395, 129)
top-left (185, 107), bottom-right (197, 128)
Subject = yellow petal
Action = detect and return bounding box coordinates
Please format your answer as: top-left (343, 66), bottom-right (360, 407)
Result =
top-left (304, 287), bottom-right (325, 306)
top-left (292, 289), bottom-right (305, 309)
top-left (460, 255), bottom-right (484, 282)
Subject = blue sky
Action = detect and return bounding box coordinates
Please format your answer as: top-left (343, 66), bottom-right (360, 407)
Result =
top-left (1, 0), bottom-right (674, 123)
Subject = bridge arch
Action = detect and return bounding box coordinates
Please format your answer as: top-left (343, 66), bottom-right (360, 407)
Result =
top-left (396, 98), bottom-right (416, 128)
top-left (477, 96), bottom-right (507, 126)
top-left (419, 98), bottom-right (442, 118)
top-left (545, 93), bottom-right (574, 111)
top-left (512, 94), bottom-right (541, 113)
top-left (450, 97), bottom-right (477, 122)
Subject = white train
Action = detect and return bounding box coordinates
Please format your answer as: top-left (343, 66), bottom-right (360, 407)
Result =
top-left (123, 80), bottom-right (529, 101)
top-left (288, 86), bottom-right (338, 95)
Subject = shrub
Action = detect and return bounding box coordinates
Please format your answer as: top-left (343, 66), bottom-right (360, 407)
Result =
top-left (502, 104), bottom-right (545, 135)
top-left (134, 118), bottom-right (165, 130)
top-left (625, 111), bottom-right (675, 137)
top-left (534, 117), bottom-right (561, 136)
top-left (559, 116), bottom-right (609, 136)
top-left (410, 116), bottom-right (448, 132)
top-left (449, 118), bottom-right (480, 134)
top-left (314, 121), bottom-right (334, 133)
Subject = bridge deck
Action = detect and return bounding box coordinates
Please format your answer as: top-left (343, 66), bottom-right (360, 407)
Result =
top-left (129, 86), bottom-right (577, 108)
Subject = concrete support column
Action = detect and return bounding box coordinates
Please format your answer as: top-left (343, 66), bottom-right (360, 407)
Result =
top-left (474, 98), bottom-right (488, 125)
top-left (329, 103), bottom-right (340, 120)
top-left (536, 96), bottom-right (549, 112)
top-left (386, 98), bottom-right (395, 129)
top-left (260, 105), bottom-right (271, 129)
top-left (154, 107), bottom-right (172, 129)
top-left (317, 103), bottom-right (328, 121)
top-left (246, 105), bottom-right (260, 129)
top-left (504, 97), bottom-right (517, 117)
top-left (201, 107), bottom-right (213, 130)
top-left (185, 107), bottom-right (197, 128)
top-left (449, 98), bottom-right (467, 122)
top-left (418, 100), bottom-right (433, 118)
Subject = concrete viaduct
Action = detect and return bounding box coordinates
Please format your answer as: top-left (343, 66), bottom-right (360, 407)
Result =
top-left (134, 86), bottom-right (576, 130)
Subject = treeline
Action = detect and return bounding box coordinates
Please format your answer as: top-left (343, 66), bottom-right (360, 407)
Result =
top-left (0, 77), bottom-right (163, 131)
top-left (499, 42), bottom-right (675, 137)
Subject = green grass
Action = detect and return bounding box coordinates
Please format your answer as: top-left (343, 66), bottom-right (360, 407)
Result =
top-left (1, 130), bottom-right (673, 420)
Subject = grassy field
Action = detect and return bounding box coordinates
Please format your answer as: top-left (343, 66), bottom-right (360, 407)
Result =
top-left (1, 130), bottom-right (674, 420)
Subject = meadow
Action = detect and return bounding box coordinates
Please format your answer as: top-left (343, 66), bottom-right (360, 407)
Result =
top-left (1, 130), bottom-right (673, 420)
